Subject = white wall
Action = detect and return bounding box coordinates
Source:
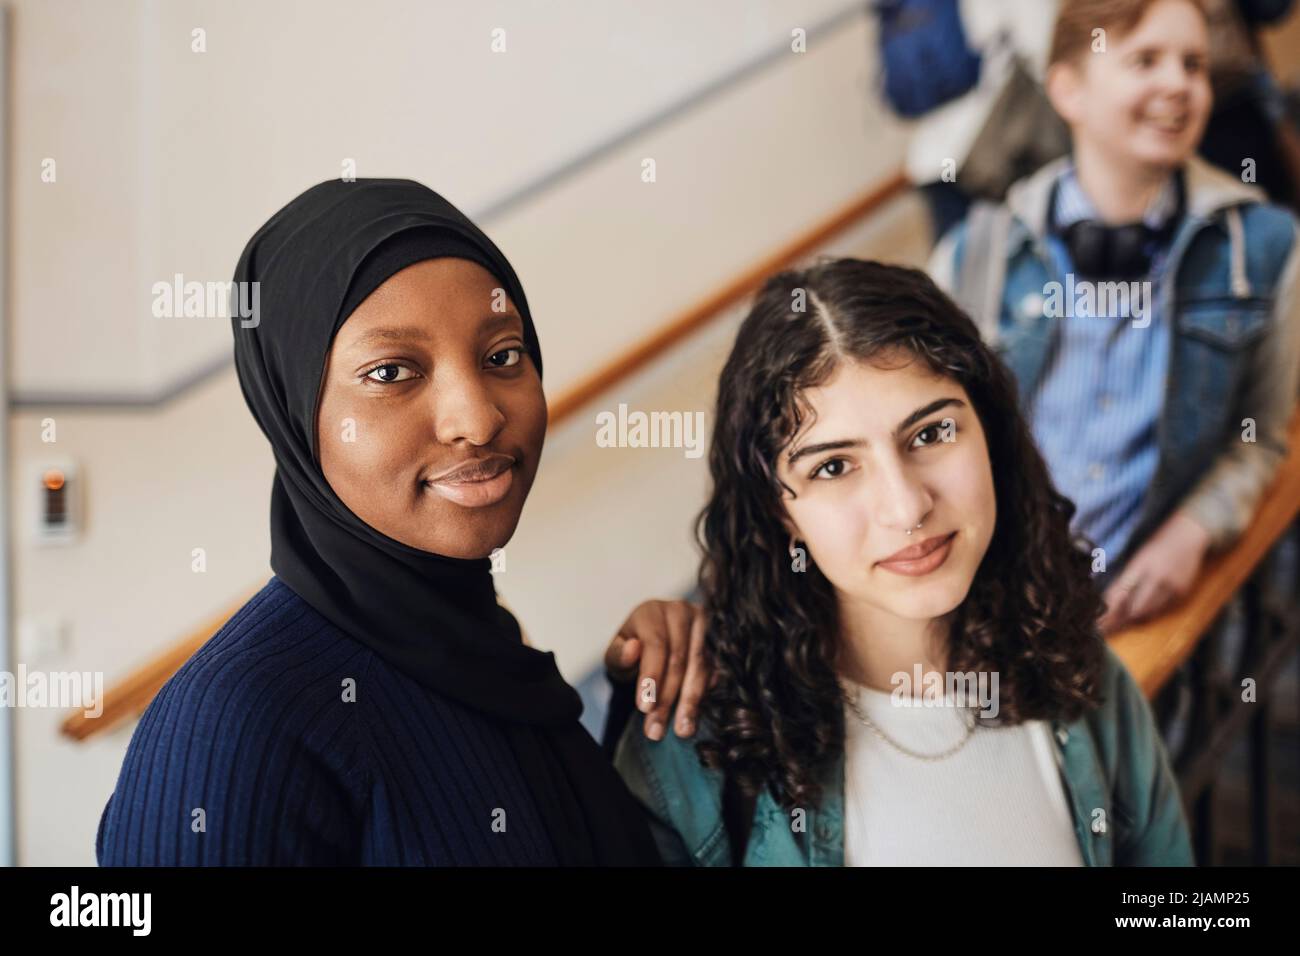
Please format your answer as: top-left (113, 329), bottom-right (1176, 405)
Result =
top-left (5, 0), bottom-right (916, 864)
top-left (11, 0), bottom-right (862, 401)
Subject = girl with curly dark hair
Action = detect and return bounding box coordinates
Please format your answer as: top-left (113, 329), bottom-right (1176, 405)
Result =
top-left (613, 257), bottom-right (1193, 866)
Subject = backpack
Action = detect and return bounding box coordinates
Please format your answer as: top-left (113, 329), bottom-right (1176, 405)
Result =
top-left (875, 0), bottom-right (982, 118)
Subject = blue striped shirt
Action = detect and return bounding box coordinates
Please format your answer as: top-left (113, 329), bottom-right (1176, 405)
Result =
top-left (1028, 168), bottom-right (1178, 564)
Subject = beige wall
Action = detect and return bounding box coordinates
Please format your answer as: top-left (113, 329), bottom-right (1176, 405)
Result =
top-left (10, 0), bottom-right (862, 401)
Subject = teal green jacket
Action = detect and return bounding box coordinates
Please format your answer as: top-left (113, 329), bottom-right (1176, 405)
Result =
top-left (613, 646), bottom-right (1194, 866)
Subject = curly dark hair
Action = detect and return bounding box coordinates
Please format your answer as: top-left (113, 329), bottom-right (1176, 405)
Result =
top-left (694, 257), bottom-right (1106, 810)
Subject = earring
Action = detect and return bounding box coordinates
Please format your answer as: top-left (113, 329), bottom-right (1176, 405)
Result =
top-left (905, 521), bottom-right (923, 537)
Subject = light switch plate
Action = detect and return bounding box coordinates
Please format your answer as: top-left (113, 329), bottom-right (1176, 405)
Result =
top-left (31, 459), bottom-right (79, 544)
top-left (17, 616), bottom-right (68, 665)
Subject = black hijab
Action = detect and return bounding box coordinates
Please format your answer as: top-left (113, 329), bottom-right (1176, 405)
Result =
top-left (231, 178), bottom-right (659, 866)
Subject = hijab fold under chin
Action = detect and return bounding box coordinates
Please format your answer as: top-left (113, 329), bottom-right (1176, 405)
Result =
top-left (232, 178), bottom-right (659, 865)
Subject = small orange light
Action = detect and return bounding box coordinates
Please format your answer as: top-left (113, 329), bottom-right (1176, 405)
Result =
top-left (42, 469), bottom-right (65, 491)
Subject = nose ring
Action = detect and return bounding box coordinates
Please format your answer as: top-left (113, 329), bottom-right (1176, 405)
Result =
top-left (905, 522), bottom-right (923, 537)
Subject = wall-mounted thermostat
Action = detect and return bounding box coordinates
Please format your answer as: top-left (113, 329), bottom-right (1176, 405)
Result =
top-left (32, 460), bottom-right (80, 544)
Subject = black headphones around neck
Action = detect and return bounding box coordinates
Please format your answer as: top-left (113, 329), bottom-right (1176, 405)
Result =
top-left (1051, 174), bottom-right (1185, 281)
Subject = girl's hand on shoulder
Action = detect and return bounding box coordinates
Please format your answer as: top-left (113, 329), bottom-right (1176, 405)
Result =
top-left (604, 599), bottom-right (711, 741)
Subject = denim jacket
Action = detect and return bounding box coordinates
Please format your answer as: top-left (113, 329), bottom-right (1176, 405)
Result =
top-left (613, 646), bottom-right (1194, 866)
top-left (930, 156), bottom-right (1300, 564)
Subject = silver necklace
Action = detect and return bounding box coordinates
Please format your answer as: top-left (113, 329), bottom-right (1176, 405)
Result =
top-left (841, 681), bottom-right (977, 761)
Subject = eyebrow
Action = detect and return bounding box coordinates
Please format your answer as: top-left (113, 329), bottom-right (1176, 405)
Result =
top-left (1129, 44), bottom-right (1203, 57)
top-left (785, 397), bottom-right (967, 466)
top-left (353, 324), bottom-right (431, 347)
top-left (351, 313), bottom-right (523, 348)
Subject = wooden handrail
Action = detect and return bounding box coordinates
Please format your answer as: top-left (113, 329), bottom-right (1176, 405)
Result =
top-left (60, 588), bottom-right (259, 741)
top-left (70, 407), bottom-right (1300, 740)
top-left (546, 174), bottom-right (911, 424)
top-left (62, 172), bottom-right (912, 742)
top-left (1108, 409), bottom-right (1300, 698)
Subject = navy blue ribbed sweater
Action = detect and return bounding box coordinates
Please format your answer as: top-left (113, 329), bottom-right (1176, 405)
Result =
top-left (96, 576), bottom-right (559, 865)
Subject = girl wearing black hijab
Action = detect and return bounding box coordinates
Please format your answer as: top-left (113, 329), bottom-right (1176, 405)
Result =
top-left (95, 179), bottom-right (695, 865)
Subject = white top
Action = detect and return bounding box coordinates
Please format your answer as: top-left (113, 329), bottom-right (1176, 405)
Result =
top-left (842, 680), bottom-right (1084, 866)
